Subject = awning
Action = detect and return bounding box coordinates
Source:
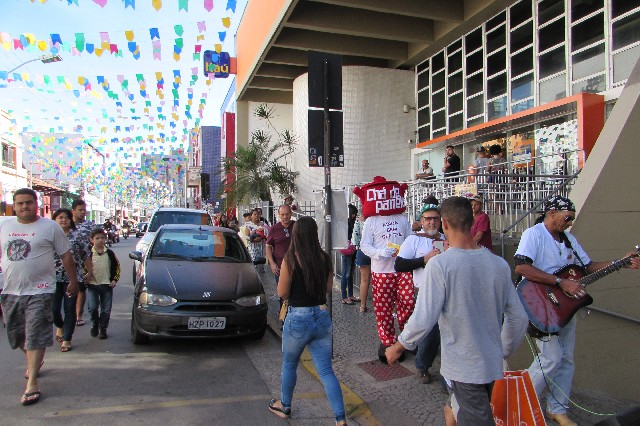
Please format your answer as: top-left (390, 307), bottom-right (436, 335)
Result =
top-left (31, 177), bottom-right (66, 196)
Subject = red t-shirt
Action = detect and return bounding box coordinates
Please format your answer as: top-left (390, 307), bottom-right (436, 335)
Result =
top-left (266, 220), bottom-right (295, 267)
top-left (471, 212), bottom-right (493, 251)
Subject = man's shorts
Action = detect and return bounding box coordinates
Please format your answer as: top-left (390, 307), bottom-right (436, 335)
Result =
top-left (0, 293), bottom-right (54, 350)
top-left (446, 378), bottom-right (495, 425)
top-left (355, 249), bottom-right (371, 267)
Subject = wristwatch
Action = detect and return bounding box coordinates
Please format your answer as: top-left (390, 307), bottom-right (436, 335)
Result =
top-left (555, 276), bottom-right (562, 286)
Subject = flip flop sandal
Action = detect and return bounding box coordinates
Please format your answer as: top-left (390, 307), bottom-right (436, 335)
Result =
top-left (75, 319), bottom-right (85, 326)
top-left (349, 296), bottom-right (361, 302)
top-left (61, 345), bottom-right (72, 352)
top-left (55, 335), bottom-right (64, 343)
top-left (21, 391), bottom-right (41, 406)
top-left (268, 399), bottom-right (291, 419)
top-left (341, 298), bottom-right (354, 305)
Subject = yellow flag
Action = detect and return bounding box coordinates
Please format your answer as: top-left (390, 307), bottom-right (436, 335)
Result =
top-left (222, 17), bottom-right (231, 28)
top-left (125, 30), bottom-right (135, 42)
top-left (215, 44), bottom-right (222, 53)
top-left (21, 73), bottom-right (30, 81)
top-left (24, 34), bottom-right (36, 45)
top-left (95, 48), bottom-right (104, 57)
top-left (37, 40), bottom-right (47, 51)
top-left (152, 0), bottom-right (162, 11)
top-left (173, 52), bottom-right (180, 61)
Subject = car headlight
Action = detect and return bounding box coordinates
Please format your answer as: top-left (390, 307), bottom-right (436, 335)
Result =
top-left (139, 291), bottom-right (177, 307)
top-left (235, 294), bottom-right (266, 306)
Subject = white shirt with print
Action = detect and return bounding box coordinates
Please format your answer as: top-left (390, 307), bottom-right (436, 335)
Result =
top-left (0, 217), bottom-right (71, 295)
top-left (360, 214), bottom-right (412, 273)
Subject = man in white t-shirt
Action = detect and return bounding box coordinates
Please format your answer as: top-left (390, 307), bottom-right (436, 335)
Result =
top-left (514, 195), bottom-right (640, 426)
top-left (0, 188), bottom-right (78, 406)
top-left (395, 202), bottom-right (446, 384)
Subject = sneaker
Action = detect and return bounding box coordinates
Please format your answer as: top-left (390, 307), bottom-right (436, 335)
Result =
top-left (416, 370), bottom-right (431, 384)
top-left (98, 328), bottom-right (108, 339)
top-left (90, 325), bottom-right (99, 337)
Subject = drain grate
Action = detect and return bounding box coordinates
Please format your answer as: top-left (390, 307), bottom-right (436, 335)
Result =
top-left (357, 359), bottom-right (413, 382)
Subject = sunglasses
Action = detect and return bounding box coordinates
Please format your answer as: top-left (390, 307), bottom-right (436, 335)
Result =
top-left (563, 215), bottom-right (575, 223)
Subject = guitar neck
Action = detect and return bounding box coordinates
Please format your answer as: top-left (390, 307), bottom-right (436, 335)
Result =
top-left (580, 255), bottom-right (638, 287)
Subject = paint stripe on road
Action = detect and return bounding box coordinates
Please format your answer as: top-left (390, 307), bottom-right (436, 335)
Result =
top-left (46, 392), bottom-right (325, 417)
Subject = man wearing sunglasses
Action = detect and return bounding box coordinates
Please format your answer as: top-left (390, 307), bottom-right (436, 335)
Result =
top-left (514, 195), bottom-right (640, 426)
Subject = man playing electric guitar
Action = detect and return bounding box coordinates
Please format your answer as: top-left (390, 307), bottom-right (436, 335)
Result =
top-left (514, 196), bottom-right (640, 426)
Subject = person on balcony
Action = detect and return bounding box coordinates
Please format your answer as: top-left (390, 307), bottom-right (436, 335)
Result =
top-left (442, 145), bottom-right (461, 180)
top-left (415, 159), bottom-right (435, 180)
top-left (470, 195), bottom-right (492, 251)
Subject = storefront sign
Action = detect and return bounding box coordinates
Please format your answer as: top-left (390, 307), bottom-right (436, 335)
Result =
top-left (188, 167), bottom-right (201, 186)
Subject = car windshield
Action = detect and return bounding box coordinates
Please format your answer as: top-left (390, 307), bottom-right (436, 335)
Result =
top-left (150, 229), bottom-right (250, 262)
top-left (148, 211), bottom-right (212, 232)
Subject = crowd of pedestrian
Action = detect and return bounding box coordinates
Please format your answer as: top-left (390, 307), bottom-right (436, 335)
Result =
top-left (0, 190), bottom-right (120, 406)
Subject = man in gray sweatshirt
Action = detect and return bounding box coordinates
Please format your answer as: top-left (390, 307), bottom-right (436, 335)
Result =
top-left (386, 196), bottom-right (528, 425)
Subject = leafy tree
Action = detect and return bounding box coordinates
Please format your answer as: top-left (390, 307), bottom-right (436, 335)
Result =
top-left (219, 104), bottom-right (298, 206)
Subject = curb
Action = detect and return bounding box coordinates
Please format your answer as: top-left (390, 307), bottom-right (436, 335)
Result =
top-left (266, 315), bottom-right (380, 425)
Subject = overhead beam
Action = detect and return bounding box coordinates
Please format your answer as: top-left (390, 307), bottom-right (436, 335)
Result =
top-left (242, 88), bottom-right (294, 104)
top-left (249, 76), bottom-right (294, 91)
top-left (286, 2), bottom-right (434, 43)
top-left (274, 28), bottom-right (407, 60)
top-left (264, 47), bottom-right (389, 68)
top-left (308, 0), bottom-right (463, 21)
top-left (255, 63), bottom-right (308, 79)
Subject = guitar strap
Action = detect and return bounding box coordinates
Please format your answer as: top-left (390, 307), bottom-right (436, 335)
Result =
top-left (559, 232), bottom-right (587, 268)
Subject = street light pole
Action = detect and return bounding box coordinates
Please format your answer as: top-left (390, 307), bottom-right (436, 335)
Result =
top-left (6, 54), bottom-right (63, 74)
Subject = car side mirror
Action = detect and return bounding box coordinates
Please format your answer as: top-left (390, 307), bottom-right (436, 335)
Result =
top-left (253, 256), bottom-right (266, 265)
top-left (129, 251), bottom-right (143, 262)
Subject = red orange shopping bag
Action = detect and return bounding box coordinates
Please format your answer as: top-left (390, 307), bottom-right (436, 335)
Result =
top-left (491, 370), bottom-right (546, 425)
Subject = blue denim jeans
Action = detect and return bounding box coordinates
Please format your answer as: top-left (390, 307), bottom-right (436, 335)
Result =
top-left (281, 306), bottom-right (346, 422)
top-left (52, 282), bottom-right (77, 341)
top-left (527, 317), bottom-right (576, 414)
top-left (87, 284), bottom-right (113, 329)
top-left (415, 323), bottom-right (440, 372)
top-left (340, 254), bottom-right (355, 299)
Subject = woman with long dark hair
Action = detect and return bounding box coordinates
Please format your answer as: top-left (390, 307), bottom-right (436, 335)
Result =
top-left (268, 216), bottom-right (347, 425)
top-left (51, 208), bottom-right (89, 352)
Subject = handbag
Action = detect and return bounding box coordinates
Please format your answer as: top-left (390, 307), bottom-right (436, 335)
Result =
top-left (339, 241), bottom-right (357, 256)
top-left (491, 370), bottom-right (545, 426)
top-left (278, 299), bottom-right (289, 321)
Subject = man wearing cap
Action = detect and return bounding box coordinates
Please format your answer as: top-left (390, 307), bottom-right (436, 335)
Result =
top-left (395, 202), bottom-right (447, 384)
top-left (470, 195), bottom-right (492, 251)
top-left (514, 195), bottom-right (640, 426)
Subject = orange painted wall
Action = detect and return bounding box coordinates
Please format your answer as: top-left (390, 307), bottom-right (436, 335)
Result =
top-left (236, 0), bottom-right (289, 95)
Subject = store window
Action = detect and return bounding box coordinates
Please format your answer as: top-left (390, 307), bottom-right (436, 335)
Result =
top-left (535, 116), bottom-right (579, 175)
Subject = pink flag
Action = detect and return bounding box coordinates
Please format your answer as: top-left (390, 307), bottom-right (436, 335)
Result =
top-left (93, 0), bottom-right (108, 7)
top-left (204, 0), bottom-right (213, 12)
top-left (100, 32), bottom-right (110, 42)
top-left (197, 21), bottom-right (206, 32)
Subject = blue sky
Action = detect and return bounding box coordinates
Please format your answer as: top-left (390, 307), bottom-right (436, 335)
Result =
top-left (0, 0), bottom-right (246, 163)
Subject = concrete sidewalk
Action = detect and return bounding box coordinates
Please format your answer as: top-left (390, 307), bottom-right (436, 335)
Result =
top-left (259, 269), bottom-right (638, 425)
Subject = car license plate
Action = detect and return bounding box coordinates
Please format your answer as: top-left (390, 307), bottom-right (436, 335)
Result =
top-left (187, 317), bottom-right (226, 330)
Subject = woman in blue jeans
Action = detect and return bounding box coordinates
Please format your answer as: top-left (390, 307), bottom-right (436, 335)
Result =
top-left (268, 216), bottom-right (347, 425)
top-left (51, 208), bottom-right (90, 352)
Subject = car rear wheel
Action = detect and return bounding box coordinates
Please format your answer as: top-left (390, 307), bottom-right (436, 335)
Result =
top-left (248, 323), bottom-right (266, 340)
top-left (131, 308), bottom-right (150, 345)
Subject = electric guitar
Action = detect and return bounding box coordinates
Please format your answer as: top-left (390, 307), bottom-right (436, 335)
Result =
top-left (516, 246), bottom-right (640, 334)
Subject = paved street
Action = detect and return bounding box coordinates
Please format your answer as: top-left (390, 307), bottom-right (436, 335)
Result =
top-left (0, 236), bottom-right (335, 426)
top-left (2, 235), bottom-right (638, 426)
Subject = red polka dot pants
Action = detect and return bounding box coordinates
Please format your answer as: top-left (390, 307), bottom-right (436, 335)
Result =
top-left (371, 272), bottom-right (415, 346)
